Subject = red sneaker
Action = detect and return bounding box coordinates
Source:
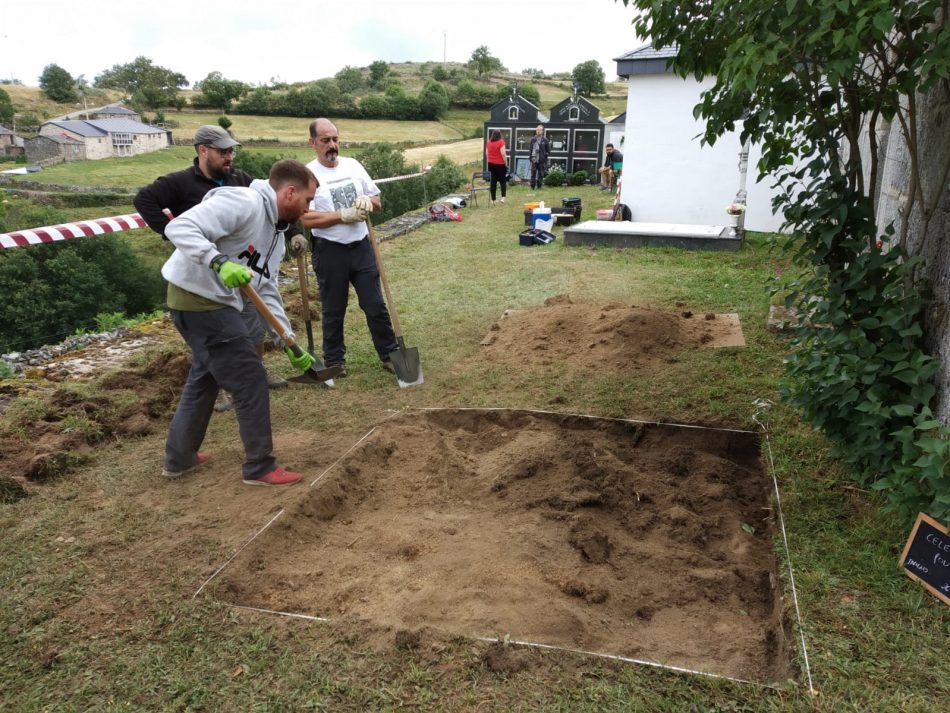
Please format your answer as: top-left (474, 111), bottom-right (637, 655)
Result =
top-left (243, 466), bottom-right (301, 487)
top-left (162, 452), bottom-right (210, 479)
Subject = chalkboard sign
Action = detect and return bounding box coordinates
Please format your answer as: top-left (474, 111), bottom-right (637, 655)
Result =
top-left (898, 512), bottom-right (950, 606)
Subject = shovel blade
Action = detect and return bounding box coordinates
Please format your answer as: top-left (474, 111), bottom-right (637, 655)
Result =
top-left (389, 340), bottom-right (423, 388)
top-left (288, 363), bottom-right (343, 385)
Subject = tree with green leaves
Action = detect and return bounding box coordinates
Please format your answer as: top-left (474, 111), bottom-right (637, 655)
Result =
top-left (94, 56), bottom-right (188, 110)
top-left (468, 46), bottom-right (504, 77)
top-left (571, 60), bottom-right (606, 96)
top-left (335, 66), bottom-right (364, 94)
top-left (627, 0), bottom-right (950, 521)
top-left (368, 60), bottom-right (390, 88)
top-left (418, 80), bottom-right (449, 120)
top-left (195, 71), bottom-right (247, 112)
top-left (39, 64), bottom-right (78, 103)
top-left (0, 88), bottom-right (14, 125)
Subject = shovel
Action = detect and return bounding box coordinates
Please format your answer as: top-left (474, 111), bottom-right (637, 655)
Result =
top-left (366, 217), bottom-right (423, 387)
top-left (240, 284), bottom-right (342, 385)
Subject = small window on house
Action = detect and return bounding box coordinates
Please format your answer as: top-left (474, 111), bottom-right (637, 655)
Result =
top-left (569, 106), bottom-right (580, 121)
top-left (508, 106), bottom-right (519, 120)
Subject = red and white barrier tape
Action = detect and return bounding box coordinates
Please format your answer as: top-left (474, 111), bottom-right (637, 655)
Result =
top-left (0, 168), bottom-right (431, 250)
top-left (0, 213), bottom-right (148, 250)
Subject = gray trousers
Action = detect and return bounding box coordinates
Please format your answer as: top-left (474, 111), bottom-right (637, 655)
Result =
top-left (165, 308), bottom-right (276, 480)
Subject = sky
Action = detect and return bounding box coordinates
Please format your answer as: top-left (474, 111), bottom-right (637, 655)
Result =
top-left (3, 0), bottom-right (644, 89)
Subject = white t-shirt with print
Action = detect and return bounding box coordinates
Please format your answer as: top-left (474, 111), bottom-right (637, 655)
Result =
top-left (306, 156), bottom-right (380, 245)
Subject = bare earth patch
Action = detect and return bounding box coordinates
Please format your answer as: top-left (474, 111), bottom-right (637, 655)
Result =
top-left (213, 408), bottom-right (792, 684)
top-left (2, 296), bottom-right (787, 686)
top-left (478, 295), bottom-right (745, 372)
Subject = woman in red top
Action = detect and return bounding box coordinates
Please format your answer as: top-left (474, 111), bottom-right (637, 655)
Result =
top-left (485, 130), bottom-right (508, 205)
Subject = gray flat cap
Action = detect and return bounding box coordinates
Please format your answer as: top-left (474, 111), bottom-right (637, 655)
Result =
top-left (193, 125), bottom-right (240, 149)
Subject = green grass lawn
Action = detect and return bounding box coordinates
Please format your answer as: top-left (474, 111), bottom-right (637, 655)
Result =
top-left (0, 185), bottom-right (946, 711)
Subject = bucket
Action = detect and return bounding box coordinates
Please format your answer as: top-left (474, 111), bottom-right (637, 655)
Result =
top-left (562, 197), bottom-right (582, 221)
top-left (596, 208), bottom-right (615, 221)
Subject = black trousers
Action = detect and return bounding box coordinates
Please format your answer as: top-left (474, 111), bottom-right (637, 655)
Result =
top-left (530, 161), bottom-right (546, 189)
top-left (312, 236), bottom-right (398, 366)
top-left (488, 163), bottom-right (507, 200)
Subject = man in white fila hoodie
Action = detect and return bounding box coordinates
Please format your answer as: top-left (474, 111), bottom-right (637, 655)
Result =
top-left (161, 159), bottom-right (318, 487)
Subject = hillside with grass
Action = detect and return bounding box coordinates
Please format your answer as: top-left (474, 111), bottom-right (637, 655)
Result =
top-left (2, 59), bottom-right (627, 136)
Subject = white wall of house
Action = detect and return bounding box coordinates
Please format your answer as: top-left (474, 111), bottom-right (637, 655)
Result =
top-left (619, 74), bottom-right (786, 232)
top-left (130, 132), bottom-right (168, 156)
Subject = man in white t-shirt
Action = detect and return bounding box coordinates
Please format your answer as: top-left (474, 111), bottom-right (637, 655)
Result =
top-left (291, 118), bottom-right (398, 377)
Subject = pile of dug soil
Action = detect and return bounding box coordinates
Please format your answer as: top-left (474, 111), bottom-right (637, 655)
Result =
top-left (479, 295), bottom-right (742, 373)
top-left (215, 408), bottom-right (791, 683)
top-left (0, 350), bottom-right (190, 494)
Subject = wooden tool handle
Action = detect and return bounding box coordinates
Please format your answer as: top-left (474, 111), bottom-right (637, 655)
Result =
top-left (295, 252), bottom-right (312, 323)
top-left (366, 217), bottom-right (404, 338)
top-left (240, 284), bottom-right (297, 350)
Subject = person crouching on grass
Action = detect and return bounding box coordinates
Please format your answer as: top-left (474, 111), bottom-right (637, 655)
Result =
top-left (160, 160), bottom-right (319, 487)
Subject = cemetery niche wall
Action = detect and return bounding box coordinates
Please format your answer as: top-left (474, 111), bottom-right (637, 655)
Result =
top-left (483, 89), bottom-right (608, 183)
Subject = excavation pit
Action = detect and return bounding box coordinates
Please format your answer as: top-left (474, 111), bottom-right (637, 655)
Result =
top-left (214, 408), bottom-right (792, 683)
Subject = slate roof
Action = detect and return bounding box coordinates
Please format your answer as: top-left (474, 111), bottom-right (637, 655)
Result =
top-left (96, 104), bottom-right (138, 115)
top-left (614, 43), bottom-right (679, 78)
top-left (0, 125), bottom-right (13, 135)
top-left (44, 119), bottom-right (165, 136)
top-left (32, 133), bottom-right (83, 145)
top-left (613, 43), bottom-right (679, 62)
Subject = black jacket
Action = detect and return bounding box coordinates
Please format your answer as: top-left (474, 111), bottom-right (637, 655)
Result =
top-left (133, 159), bottom-right (256, 239)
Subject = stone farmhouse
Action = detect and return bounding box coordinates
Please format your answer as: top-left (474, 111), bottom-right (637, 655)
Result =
top-left (25, 104), bottom-right (168, 165)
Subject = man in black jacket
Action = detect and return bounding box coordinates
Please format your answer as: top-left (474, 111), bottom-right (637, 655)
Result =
top-left (134, 125), bottom-right (294, 410)
top-left (528, 125), bottom-right (550, 190)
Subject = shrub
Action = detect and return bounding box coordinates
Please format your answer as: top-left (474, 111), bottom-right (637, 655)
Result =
top-left (0, 234), bottom-right (165, 352)
top-left (570, 171), bottom-right (589, 186)
top-left (544, 168), bottom-right (566, 187)
top-left (232, 151), bottom-right (287, 179)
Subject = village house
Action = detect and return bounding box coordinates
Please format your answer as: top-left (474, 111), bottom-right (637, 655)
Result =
top-left (25, 104), bottom-right (168, 165)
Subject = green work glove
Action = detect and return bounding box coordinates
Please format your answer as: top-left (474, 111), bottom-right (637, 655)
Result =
top-left (285, 346), bottom-right (315, 372)
top-left (215, 260), bottom-right (252, 288)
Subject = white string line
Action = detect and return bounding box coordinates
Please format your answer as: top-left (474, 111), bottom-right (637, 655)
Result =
top-left (192, 508), bottom-right (286, 599)
top-left (752, 402), bottom-right (815, 696)
top-left (309, 426), bottom-right (379, 488)
top-left (229, 604), bottom-right (328, 622)
top-left (473, 635), bottom-right (769, 688)
top-left (193, 423), bottom-right (390, 600)
top-left (216, 601), bottom-right (771, 687)
top-left (412, 406), bottom-right (756, 434)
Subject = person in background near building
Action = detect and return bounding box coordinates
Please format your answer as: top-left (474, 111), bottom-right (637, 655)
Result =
top-left (528, 124), bottom-right (550, 190)
top-left (290, 118), bottom-right (398, 378)
top-left (161, 159), bottom-right (319, 487)
top-left (486, 129), bottom-right (509, 205)
top-left (599, 143), bottom-right (624, 191)
top-left (134, 125), bottom-right (301, 412)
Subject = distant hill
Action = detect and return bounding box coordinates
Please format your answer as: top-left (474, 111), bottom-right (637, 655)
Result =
top-left (3, 60), bottom-right (627, 120)
top-left (1, 83), bottom-right (124, 127)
